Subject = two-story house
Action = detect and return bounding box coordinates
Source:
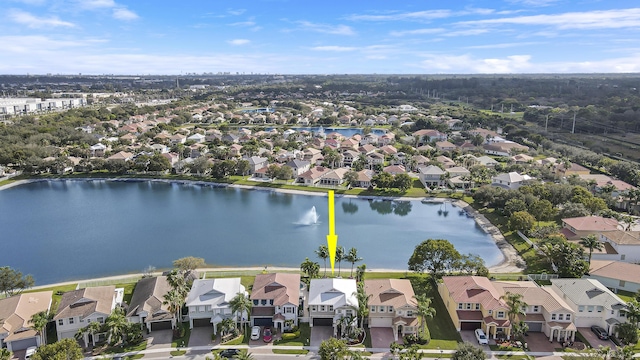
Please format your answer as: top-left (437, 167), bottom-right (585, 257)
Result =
top-left (418, 165), bottom-right (446, 188)
top-left (550, 278), bottom-right (627, 336)
top-left (126, 276), bottom-right (175, 332)
top-left (0, 291), bottom-right (53, 352)
top-left (308, 279), bottom-right (358, 337)
top-left (560, 215), bottom-right (619, 241)
top-left (185, 278), bottom-right (246, 332)
top-left (250, 273), bottom-right (301, 331)
top-left (364, 279), bottom-right (418, 342)
top-left (438, 276), bottom-right (512, 339)
top-left (491, 172), bottom-right (533, 190)
top-left (54, 286), bottom-right (124, 347)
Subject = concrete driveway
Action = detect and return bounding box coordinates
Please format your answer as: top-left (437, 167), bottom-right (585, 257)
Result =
top-left (522, 332), bottom-right (558, 352)
top-left (578, 327), bottom-right (617, 349)
top-left (189, 327), bottom-right (215, 347)
top-left (460, 330), bottom-right (490, 350)
top-left (310, 326), bottom-right (333, 347)
top-left (369, 327), bottom-right (397, 348)
top-left (146, 329), bottom-right (173, 349)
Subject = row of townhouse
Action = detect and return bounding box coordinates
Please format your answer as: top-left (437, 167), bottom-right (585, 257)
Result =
top-left (438, 276), bottom-right (627, 343)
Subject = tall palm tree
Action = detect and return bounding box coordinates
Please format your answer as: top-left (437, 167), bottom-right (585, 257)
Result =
top-left (500, 292), bottom-right (527, 338)
top-left (345, 247), bottom-right (363, 278)
top-left (30, 310), bottom-right (51, 346)
top-left (229, 292), bottom-right (252, 333)
top-left (579, 234), bottom-right (603, 264)
top-left (315, 245), bottom-right (329, 277)
top-left (354, 282), bottom-right (370, 329)
top-left (167, 269), bottom-right (189, 298)
top-left (105, 308), bottom-right (127, 346)
top-left (624, 299), bottom-right (640, 326)
top-left (414, 294), bottom-right (436, 336)
top-left (163, 289), bottom-right (185, 328)
top-left (336, 246), bottom-right (345, 277)
top-left (220, 317), bottom-right (236, 337)
top-left (235, 351), bottom-right (255, 360)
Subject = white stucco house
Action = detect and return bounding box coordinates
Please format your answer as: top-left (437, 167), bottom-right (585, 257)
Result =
top-left (185, 278), bottom-right (247, 332)
top-left (308, 279), bottom-right (358, 336)
top-left (491, 172), bottom-right (533, 190)
top-left (587, 260), bottom-right (640, 294)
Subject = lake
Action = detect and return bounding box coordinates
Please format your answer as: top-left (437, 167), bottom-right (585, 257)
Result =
top-left (0, 180), bottom-right (503, 285)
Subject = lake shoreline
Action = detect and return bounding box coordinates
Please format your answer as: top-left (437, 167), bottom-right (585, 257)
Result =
top-left (2, 177), bottom-right (523, 279)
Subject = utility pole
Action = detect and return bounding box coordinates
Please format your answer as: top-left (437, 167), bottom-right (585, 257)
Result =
top-left (571, 112), bottom-right (577, 134)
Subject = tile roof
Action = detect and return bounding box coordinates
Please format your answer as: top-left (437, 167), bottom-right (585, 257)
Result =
top-left (251, 273), bottom-right (301, 307)
top-left (55, 286), bottom-right (115, 320)
top-left (551, 278), bottom-right (625, 309)
top-left (561, 216), bottom-right (619, 232)
top-left (186, 278), bottom-right (245, 308)
top-left (601, 230), bottom-right (640, 245)
top-left (589, 260), bottom-right (640, 284)
top-left (308, 279), bottom-right (358, 309)
top-left (0, 291), bottom-right (53, 342)
top-left (441, 276), bottom-right (505, 310)
top-left (126, 276), bottom-right (173, 322)
top-left (364, 279), bottom-right (417, 308)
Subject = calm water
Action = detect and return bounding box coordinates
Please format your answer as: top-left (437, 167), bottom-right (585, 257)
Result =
top-left (0, 180), bottom-right (503, 285)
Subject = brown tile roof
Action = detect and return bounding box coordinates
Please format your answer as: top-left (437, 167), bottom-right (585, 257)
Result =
top-left (250, 273), bottom-right (300, 307)
top-left (365, 279), bottom-right (417, 308)
top-left (457, 310), bottom-right (483, 321)
top-left (442, 276), bottom-right (505, 310)
top-left (484, 316), bottom-right (510, 327)
top-left (54, 286), bottom-right (115, 320)
top-left (393, 316), bottom-right (419, 327)
top-left (493, 282), bottom-right (573, 313)
top-left (602, 230), bottom-right (640, 245)
top-left (562, 216), bottom-right (619, 232)
top-left (589, 260), bottom-right (640, 284)
top-left (0, 291), bottom-right (53, 342)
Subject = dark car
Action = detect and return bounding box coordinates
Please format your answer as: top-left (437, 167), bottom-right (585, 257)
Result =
top-left (591, 325), bottom-right (609, 340)
top-left (219, 349), bottom-right (241, 358)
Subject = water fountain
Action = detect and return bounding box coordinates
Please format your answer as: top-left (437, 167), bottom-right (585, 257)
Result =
top-left (296, 206), bottom-right (320, 225)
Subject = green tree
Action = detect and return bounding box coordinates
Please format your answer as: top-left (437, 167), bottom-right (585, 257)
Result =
top-left (163, 289), bottom-right (185, 329)
top-left (336, 246), bottom-right (345, 277)
top-left (300, 257), bottom-right (320, 283)
top-left (372, 172), bottom-right (394, 189)
top-left (30, 338), bottom-right (83, 360)
top-left (414, 294), bottom-right (436, 338)
top-left (105, 307), bottom-right (128, 345)
top-left (344, 170), bottom-right (358, 188)
top-left (624, 299), bottom-right (640, 326)
top-left (235, 352), bottom-right (255, 360)
top-left (529, 199), bottom-right (556, 222)
top-left (616, 323), bottom-right (639, 345)
top-left (345, 247), bottom-right (363, 278)
top-left (229, 292), bottom-right (252, 332)
top-left (173, 256), bottom-right (206, 272)
top-left (579, 234), bottom-right (603, 264)
top-left (354, 282), bottom-right (370, 329)
top-left (30, 310), bottom-right (52, 346)
top-left (408, 239), bottom-right (462, 279)
top-left (504, 198), bottom-right (527, 216)
top-left (318, 337), bottom-right (349, 360)
top-left (148, 153), bottom-right (171, 173)
top-left (393, 173), bottom-right (413, 192)
top-left (0, 349), bottom-right (12, 360)
top-left (611, 345), bottom-right (635, 360)
top-left (0, 266), bottom-right (35, 296)
top-left (500, 292), bottom-right (527, 340)
top-left (315, 245), bottom-right (330, 277)
top-left (541, 241), bottom-right (589, 278)
top-left (508, 211), bottom-right (536, 233)
top-left (452, 342), bottom-right (486, 360)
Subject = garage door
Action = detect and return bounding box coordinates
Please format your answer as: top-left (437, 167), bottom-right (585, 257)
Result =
top-left (313, 318), bottom-right (333, 327)
top-left (369, 317), bottom-right (392, 328)
top-left (460, 322), bottom-right (482, 331)
top-left (10, 337), bottom-right (38, 351)
top-left (151, 321), bottom-right (173, 331)
top-left (193, 318), bottom-right (212, 327)
top-left (526, 322), bottom-right (543, 332)
top-left (253, 318), bottom-right (273, 327)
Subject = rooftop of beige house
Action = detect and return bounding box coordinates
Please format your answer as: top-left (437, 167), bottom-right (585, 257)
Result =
top-left (250, 273), bottom-right (301, 307)
top-left (364, 279), bottom-right (417, 308)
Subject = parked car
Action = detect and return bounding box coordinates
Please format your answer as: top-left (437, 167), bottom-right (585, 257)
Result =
top-left (263, 327), bottom-right (273, 342)
top-left (475, 328), bottom-right (489, 345)
top-left (25, 347), bottom-right (37, 359)
top-left (219, 349), bottom-right (241, 358)
top-left (251, 326), bottom-right (261, 341)
top-left (591, 325), bottom-right (609, 340)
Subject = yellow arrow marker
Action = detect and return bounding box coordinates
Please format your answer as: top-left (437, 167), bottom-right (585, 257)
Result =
top-left (326, 190), bottom-right (338, 275)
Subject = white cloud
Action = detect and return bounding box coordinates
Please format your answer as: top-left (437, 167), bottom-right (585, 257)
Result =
top-left (227, 9), bottom-right (246, 16)
top-left (444, 29), bottom-right (490, 36)
top-left (506, 0), bottom-right (560, 6)
top-left (346, 10), bottom-right (453, 22)
top-left (296, 21), bottom-right (355, 35)
top-left (8, 9), bottom-right (76, 28)
top-left (78, 0), bottom-right (116, 9)
top-left (465, 41), bottom-right (544, 49)
top-left (112, 7), bottom-right (138, 20)
top-left (458, 8), bottom-right (640, 30)
top-left (8, 0), bottom-right (47, 5)
top-left (310, 46), bottom-right (357, 52)
top-left (228, 39), bottom-right (250, 45)
top-left (390, 28), bottom-right (445, 36)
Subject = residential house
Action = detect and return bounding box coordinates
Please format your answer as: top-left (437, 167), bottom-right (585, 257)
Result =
top-left (476, 156), bottom-right (499, 168)
top-left (412, 155), bottom-right (430, 170)
top-left (555, 163), bottom-right (590, 177)
top-left (55, 286), bottom-right (124, 347)
top-left (319, 168), bottom-right (349, 186)
top-left (550, 278), bottom-right (626, 336)
top-left (189, 143), bottom-right (209, 159)
top-left (170, 134), bottom-right (187, 145)
top-left (413, 129), bottom-right (447, 144)
top-left (364, 279), bottom-right (418, 342)
top-left (361, 133), bottom-right (379, 145)
top-left (352, 170), bottom-right (374, 188)
top-left (418, 165), bottom-right (446, 188)
top-left (340, 139), bottom-right (359, 152)
top-left (284, 160), bottom-right (311, 176)
top-left (341, 150), bottom-right (360, 168)
top-left (383, 165), bottom-right (406, 176)
top-left (250, 273), bottom-right (301, 331)
top-left (510, 154), bottom-right (534, 165)
top-left (151, 144), bottom-right (169, 154)
top-left (483, 142), bottom-right (529, 157)
top-left (0, 291), bottom-right (53, 352)
top-left (161, 152), bottom-right (180, 167)
top-left (366, 153), bottom-right (385, 168)
top-left (358, 144), bottom-right (376, 155)
top-left (588, 260), bottom-right (640, 294)
top-left (379, 133), bottom-right (396, 145)
top-left (491, 172), bottom-right (532, 190)
top-left (297, 166), bottom-right (331, 186)
top-left (246, 156), bottom-right (269, 175)
top-left (185, 278), bottom-right (247, 331)
top-left (435, 141), bottom-right (457, 152)
top-left (446, 167), bottom-right (472, 189)
top-left (303, 148), bottom-right (323, 165)
top-left (438, 276), bottom-right (512, 338)
top-left (560, 216), bottom-right (619, 240)
top-left (229, 144), bottom-right (243, 157)
top-left (187, 133), bottom-right (206, 143)
top-left (120, 133), bottom-right (137, 145)
top-left (436, 156), bottom-right (456, 169)
top-left (90, 143), bottom-right (107, 157)
top-left (126, 276), bottom-right (175, 332)
top-left (491, 281), bottom-right (576, 342)
top-left (379, 145), bottom-right (398, 156)
top-left (107, 151), bottom-right (134, 162)
top-left (308, 279), bottom-right (358, 336)
top-left (597, 230), bottom-right (640, 263)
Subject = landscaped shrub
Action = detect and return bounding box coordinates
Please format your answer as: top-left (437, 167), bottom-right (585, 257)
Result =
top-left (403, 333), bottom-right (429, 345)
top-left (281, 331), bottom-right (300, 340)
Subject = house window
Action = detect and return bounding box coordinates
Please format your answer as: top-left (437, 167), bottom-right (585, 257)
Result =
top-left (320, 305), bottom-right (325, 312)
top-left (285, 307), bottom-right (293, 314)
top-left (466, 303), bottom-right (472, 310)
top-left (205, 305), bottom-right (211, 312)
top-left (270, 300), bottom-right (274, 305)
top-left (488, 310), bottom-right (493, 315)
top-left (533, 306), bottom-right (539, 312)
top-left (587, 306), bottom-right (594, 313)
top-left (578, 306), bottom-right (584, 312)
top-left (597, 307), bottom-right (602, 313)
top-left (261, 300), bottom-right (267, 305)
top-left (566, 314), bottom-right (571, 320)
top-left (311, 306), bottom-right (317, 312)
top-left (407, 311), bottom-right (414, 317)
top-left (621, 254), bottom-right (626, 260)
top-left (475, 304), bottom-right (480, 310)
top-left (253, 300), bottom-right (259, 306)
top-left (497, 311), bottom-right (505, 318)
top-left (328, 306), bottom-right (333, 312)
top-left (620, 311), bottom-right (626, 318)
top-left (58, 319), bottom-right (64, 326)
top-left (379, 306), bottom-right (385, 313)
top-left (551, 314), bottom-right (556, 320)
top-left (389, 306), bottom-right (394, 313)
top-left (558, 314), bottom-right (563, 320)
top-left (371, 306), bottom-right (376, 313)
top-left (620, 280), bottom-right (626, 287)
top-left (69, 318), bottom-right (74, 324)
top-left (458, 303), bottom-right (463, 310)
top-left (198, 306), bottom-right (205, 312)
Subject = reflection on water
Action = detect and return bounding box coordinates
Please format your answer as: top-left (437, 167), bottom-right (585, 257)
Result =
top-left (368, 199), bottom-right (413, 216)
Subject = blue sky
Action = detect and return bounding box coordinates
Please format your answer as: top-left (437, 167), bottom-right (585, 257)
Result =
top-left (2, 0), bottom-right (640, 74)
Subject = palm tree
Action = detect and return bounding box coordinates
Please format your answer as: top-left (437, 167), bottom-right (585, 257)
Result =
top-left (30, 310), bottom-right (51, 346)
top-left (414, 294), bottom-right (436, 336)
top-left (235, 352), bottom-right (255, 360)
top-left (0, 349), bottom-right (12, 360)
top-left (336, 246), bottom-right (345, 277)
top-left (579, 234), bottom-right (603, 264)
top-left (500, 292), bottom-right (527, 339)
top-left (167, 269), bottom-right (189, 298)
top-left (220, 317), bottom-right (236, 337)
top-left (229, 292), bottom-right (252, 333)
top-left (345, 247), bottom-right (363, 278)
top-left (625, 299), bottom-right (640, 326)
top-left (354, 282), bottom-right (370, 329)
top-left (163, 289), bottom-right (185, 328)
top-left (315, 245), bottom-right (329, 277)
top-left (105, 308), bottom-right (128, 346)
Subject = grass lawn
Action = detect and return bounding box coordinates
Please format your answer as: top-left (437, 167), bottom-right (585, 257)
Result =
top-left (170, 350), bottom-right (186, 356)
top-left (273, 349), bottom-right (309, 355)
top-left (102, 340), bottom-right (147, 355)
top-left (0, 178), bottom-right (17, 186)
top-left (171, 323), bottom-right (191, 348)
top-left (125, 355), bottom-right (144, 359)
top-left (274, 323), bottom-right (311, 346)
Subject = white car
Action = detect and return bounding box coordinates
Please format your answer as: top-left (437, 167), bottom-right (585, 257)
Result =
top-left (251, 326), bottom-right (261, 341)
top-left (475, 329), bottom-right (489, 345)
top-left (25, 346), bottom-right (37, 359)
